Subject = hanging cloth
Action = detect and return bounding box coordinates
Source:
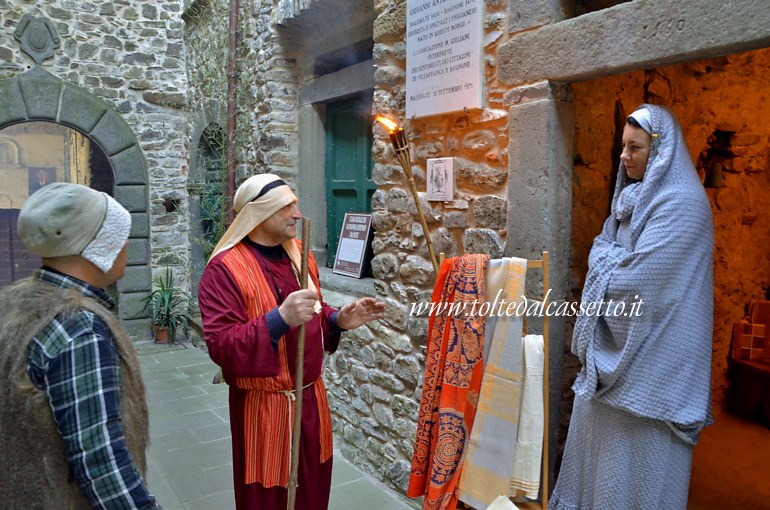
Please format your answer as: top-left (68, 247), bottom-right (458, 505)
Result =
top-left (458, 258), bottom-right (545, 508)
top-left (408, 254), bottom-right (490, 510)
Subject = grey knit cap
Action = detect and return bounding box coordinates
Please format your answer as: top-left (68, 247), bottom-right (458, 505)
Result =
top-left (18, 183), bottom-right (131, 272)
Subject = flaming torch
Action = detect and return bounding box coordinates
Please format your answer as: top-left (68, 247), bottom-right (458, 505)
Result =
top-left (375, 116), bottom-right (439, 274)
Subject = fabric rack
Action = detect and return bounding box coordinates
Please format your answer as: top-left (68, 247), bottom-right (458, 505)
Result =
top-left (439, 251), bottom-right (551, 510)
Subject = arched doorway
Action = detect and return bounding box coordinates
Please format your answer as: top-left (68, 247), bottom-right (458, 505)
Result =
top-left (0, 121), bottom-right (113, 286)
top-left (188, 121), bottom-right (225, 297)
top-left (0, 67), bottom-right (152, 337)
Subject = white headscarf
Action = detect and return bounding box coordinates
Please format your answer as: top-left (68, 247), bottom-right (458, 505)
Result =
top-left (628, 107), bottom-right (653, 135)
top-left (209, 174), bottom-right (320, 307)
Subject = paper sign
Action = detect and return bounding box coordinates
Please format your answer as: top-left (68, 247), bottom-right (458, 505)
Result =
top-left (427, 157), bottom-right (454, 201)
top-left (333, 213), bottom-right (373, 278)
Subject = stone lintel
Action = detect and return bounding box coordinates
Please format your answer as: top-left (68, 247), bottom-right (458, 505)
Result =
top-left (498, 0), bottom-right (770, 86)
top-left (299, 60), bottom-right (374, 105)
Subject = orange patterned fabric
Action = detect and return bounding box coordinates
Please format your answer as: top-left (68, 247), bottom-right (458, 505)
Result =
top-left (407, 254), bottom-right (489, 510)
top-left (221, 241), bottom-right (332, 487)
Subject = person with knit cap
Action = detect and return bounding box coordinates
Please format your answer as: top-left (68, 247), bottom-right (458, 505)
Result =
top-left (198, 174), bottom-right (385, 510)
top-left (550, 105), bottom-right (714, 509)
top-left (0, 183), bottom-right (162, 509)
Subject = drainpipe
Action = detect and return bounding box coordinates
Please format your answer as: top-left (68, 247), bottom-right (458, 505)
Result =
top-left (225, 0), bottom-right (239, 223)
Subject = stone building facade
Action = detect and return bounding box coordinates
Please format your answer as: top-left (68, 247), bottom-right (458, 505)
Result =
top-left (3, 0), bottom-right (769, 505)
top-left (181, 0), bottom-right (770, 503)
top-left (0, 0), bottom-right (190, 337)
top-left (183, 0), bottom-right (770, 504)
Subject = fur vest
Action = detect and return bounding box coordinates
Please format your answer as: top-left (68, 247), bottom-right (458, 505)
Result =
top-left (0, 276), bottom-right (149, 509)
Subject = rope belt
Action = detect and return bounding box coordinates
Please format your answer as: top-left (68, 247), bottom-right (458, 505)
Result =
top-left (280, 381), bottom-right (316, 465)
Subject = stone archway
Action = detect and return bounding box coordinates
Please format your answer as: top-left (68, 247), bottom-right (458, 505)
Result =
top-left (0, 66), bottom-right (152, 338)
top-left (187, 101), bottom-right (226, 297)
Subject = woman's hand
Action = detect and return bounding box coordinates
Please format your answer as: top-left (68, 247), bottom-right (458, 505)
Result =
top-left (337, 297), bottom-right (387, 330)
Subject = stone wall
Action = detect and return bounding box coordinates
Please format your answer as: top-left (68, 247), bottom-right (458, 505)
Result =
top-left (185, 0), bottom-right (302, 182)
top-left (570, 47), bottom-right (770, 412)
top-left (183, 0), bottom-right (518, 494)
top-left (322, 0), bottom-right (512, 492)
top-left (0, 0), bottom-right (192, 329)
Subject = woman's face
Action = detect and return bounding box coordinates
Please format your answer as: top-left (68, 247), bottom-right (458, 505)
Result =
top-left (621, 124), bottom-right (652, 180)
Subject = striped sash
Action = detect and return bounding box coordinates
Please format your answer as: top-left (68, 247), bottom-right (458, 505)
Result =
top-left (221, 242), bottom-right (333, 487)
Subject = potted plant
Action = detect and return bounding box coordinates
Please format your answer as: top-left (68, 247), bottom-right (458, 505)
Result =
top-left (141, 268), bottom-right (196, 343)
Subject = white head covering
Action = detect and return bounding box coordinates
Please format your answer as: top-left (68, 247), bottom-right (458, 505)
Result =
top-left (209, 174), bottom-right (320, 307)
top-left (18, 183), bottom-right (131, 273)
top-left (628, 107), bottom-right (653, 135)
top-left (573, 104), bottom-right (714, 440)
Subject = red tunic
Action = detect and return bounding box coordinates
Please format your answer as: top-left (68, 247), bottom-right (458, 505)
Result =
top-left (198, 240), bottom-right (339, 510)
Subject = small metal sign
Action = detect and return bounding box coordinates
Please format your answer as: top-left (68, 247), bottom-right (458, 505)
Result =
top-left (332, 213), bottom-right (373, 278)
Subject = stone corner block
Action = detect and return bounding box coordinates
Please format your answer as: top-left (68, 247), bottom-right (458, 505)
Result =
top-left (126, 238), bottom-right (150, 266)
top-left (129, 212), bottom-right (150, 238)
top-left (116, 185), bottom-right (149, 212)
top-left (59, 83), bottom-right (109, 132)
top-left (0, 78), bottom-right (28, 126)
top-left (112, 145), bottom-right (148, 185)
top-left (120, 317), bottom-right (153, 341)
top-left (117, 265), bottom-right (151, 293)
top-left (17, 68), bottom-right (63, 120)
top-left (92, 110), bottom-right (136, 156)
top-left (118, 291), bottom-right (151, 320)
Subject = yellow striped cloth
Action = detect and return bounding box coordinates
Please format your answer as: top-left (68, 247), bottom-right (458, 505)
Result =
top-left (458, 258), bottom-right (544, 508)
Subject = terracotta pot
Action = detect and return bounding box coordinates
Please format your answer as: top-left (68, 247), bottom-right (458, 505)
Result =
top-left (153, 326), bottom-right (169, 344)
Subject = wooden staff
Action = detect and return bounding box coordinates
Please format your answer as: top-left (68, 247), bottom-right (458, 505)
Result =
top-left (287, 218), bottom-right (310, 510)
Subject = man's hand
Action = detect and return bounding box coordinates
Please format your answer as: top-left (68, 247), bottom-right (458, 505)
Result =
top-left (337, 297), bottom-right (387, 330)
top-left (278, 289), bottom-right (318, 327)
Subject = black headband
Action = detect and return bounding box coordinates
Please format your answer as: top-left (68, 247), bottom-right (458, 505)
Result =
top-left (251, 178), bottom-right (288, 202)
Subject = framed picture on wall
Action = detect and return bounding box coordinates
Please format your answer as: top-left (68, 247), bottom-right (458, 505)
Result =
top-left (28, 167), bottom-right (57, 195)
top-left (427, 157), bottom-right (454, 201)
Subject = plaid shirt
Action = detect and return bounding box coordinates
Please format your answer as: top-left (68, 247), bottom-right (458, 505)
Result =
top-left (26, 268), bottom-right (161, 510)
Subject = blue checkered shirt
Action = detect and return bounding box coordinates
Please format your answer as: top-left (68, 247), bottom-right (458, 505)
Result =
top-left (26, 268), bottom-right (161, 509)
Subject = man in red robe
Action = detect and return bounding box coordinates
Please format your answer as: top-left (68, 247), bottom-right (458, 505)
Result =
top-left (198, 174), bottom-right (385, 510)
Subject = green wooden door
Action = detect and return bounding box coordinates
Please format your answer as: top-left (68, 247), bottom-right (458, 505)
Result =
top-left (325, 96), bottom-right (375, 267)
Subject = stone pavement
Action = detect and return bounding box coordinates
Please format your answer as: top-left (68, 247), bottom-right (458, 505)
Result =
top-left (136, 340), bottom-right (417, 510)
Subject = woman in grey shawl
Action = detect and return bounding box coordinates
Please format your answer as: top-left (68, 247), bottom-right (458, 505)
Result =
top-left (549, 105), bottom-right (714, 510)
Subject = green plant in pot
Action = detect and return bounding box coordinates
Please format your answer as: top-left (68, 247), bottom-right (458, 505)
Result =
top-left (141, 268), bottom-right (195, 343)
